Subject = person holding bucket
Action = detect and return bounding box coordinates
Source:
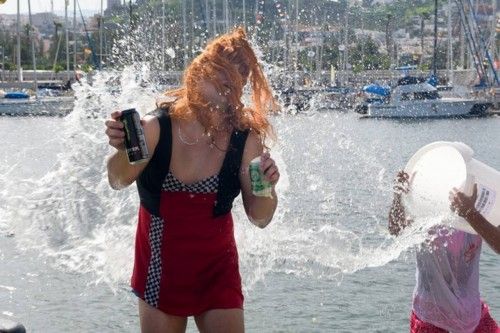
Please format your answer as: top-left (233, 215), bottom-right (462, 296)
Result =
top-left (389, 171), bottom-right (499, 333)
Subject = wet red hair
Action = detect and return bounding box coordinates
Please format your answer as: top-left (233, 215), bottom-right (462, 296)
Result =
top-left (159, 27), bottom-right (279, 141)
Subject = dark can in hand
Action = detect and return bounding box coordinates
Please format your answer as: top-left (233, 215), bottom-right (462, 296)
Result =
top-left (120, 108), bottom-right (149, 164)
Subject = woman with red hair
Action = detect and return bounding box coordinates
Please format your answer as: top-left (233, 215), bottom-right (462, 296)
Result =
top-left (105, 27), bottom-right (280, 332)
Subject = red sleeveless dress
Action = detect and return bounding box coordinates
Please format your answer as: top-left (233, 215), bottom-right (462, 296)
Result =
top-left (131, 170), bottom-right (244, 316)
top-left (132, 172), bottom-right (243, 316)
top-left (130, 110), bottom-right (247, 316)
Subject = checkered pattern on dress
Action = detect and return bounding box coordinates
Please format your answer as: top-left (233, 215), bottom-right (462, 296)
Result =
top-left (144, 214), bottom-right (164, 308)
top-left (162, 171), bottom-right (219, 193)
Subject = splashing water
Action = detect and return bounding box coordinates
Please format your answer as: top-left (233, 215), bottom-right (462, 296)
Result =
top-left (0, 66), bottom-right (160, 288)
top-left (0, 66), bottom-right (435, 295)
top-left (0, 33), bottom-right (441, 296)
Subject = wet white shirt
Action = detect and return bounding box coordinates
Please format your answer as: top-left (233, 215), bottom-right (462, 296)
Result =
top-left (413, 226), bottom-right (482, 333)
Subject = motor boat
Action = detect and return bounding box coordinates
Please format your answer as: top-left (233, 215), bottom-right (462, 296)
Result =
top-left (355, 76), bottom-right (491, 118)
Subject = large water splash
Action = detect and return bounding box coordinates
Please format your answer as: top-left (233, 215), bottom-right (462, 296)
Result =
top-left (0, 65), bottom-right (442, 294)
top-left (0, 21), bottom-right (442, 295)
top-left (0, 66), bottom-right (156, 285)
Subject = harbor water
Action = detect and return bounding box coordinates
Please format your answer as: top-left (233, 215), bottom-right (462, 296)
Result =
top-left (0, 69), bottom-right (499, 332)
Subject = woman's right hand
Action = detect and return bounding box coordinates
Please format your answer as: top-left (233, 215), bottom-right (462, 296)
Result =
top-left (105, 111), bottom-right (125, 150)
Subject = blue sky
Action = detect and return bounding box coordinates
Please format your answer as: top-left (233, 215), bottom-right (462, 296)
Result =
top-left (1, 0), bottom-right (105, 15)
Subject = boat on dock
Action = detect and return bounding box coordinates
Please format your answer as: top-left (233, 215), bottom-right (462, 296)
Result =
top-left (355, 76), bottom-right (491, 119)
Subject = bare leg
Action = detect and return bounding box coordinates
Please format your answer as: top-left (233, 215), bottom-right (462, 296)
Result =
top-left (138, 298), bottom-right (187, 333)
top-left (194, 309), bottom-right (244, 333)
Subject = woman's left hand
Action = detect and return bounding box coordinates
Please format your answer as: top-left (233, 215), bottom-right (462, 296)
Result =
top-left (260, 152), bottom-right (280, 186)
top-left (449, 184), bottom-right (478, 219)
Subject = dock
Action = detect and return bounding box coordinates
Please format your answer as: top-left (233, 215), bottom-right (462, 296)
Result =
top-left (0, 96), bottom-right (74, 117)
top-left (0, 81), bottom-right (67, 90)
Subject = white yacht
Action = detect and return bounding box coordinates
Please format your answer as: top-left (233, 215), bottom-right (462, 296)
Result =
top-left (355, 77), bottom-right (492, 119)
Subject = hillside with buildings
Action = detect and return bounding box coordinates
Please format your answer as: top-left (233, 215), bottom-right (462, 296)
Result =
top-left (0, 0), bottom-right (497, 77)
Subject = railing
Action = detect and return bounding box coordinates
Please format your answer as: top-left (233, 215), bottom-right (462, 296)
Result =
top-left (0, 70), bottom-right (74, 82)
top-left (305, 69), bottom-right (477, 87)
top-left (0, 69), bottom-right (479, 88)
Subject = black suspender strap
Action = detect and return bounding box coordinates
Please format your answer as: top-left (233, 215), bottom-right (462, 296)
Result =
top-left (136, 107), bottom-right (249, 218)
top-left (136, 109), bottom-right (172, 216)
top-left (156, 111), bottom-right (173, 176)
top-left (214, 129), bottom-right (250, 217)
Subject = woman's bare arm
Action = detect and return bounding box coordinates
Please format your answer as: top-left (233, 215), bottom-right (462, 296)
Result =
top-left (450, 184), bottom-right (500, 254)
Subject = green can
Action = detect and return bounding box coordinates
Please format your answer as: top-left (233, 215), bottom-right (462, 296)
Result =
top-left (249, 157), bottom-right (273, 198)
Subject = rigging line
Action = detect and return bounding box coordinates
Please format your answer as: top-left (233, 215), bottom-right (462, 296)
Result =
top-left (454, 0), bottom-right (486, 81)
top-left (464, 0), bottom-right (499, 85)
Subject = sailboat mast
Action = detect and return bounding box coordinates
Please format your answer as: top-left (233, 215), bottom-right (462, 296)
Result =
top-left (491, 0), bottom-right (497, 61)
top-left (204, 0), bottom-right (210, 37)
top-left (27, 0), bottom-right (37, 95)
top-left (65, 0), bottom-right (70, 80)
top-left (190, 0), bottom-right (194, 58)
top-left (16, 0), bottom-right (21, 81)
top-left (432, 0), bottom-right (438, 76)
top-left (73, 0), bottom-right (77, 70)
top-left (161, 0), bottom-right (165, 71)
top-left (361, 9), bottom-right (365, 69)
top-left (99, 0), bottom-right (103, 69)
top-left (242, 0), bottom-right (246, 28)
top-left (225, 0), bottom-right (229, 32)
top-left (459, 17), bottom-right (465, 68)
top-left (447, 0), bottom-right (453, 83)
top-left (344, 8), bottom-right (349, 71)
top-left (293, 0), bottom-right (299, 89)
top-left (182, 0), bottom-right (187, 67)
top-left (283, 3), bottom-right (288, 72)
top-left (212, 0), bottom-right (216, 36)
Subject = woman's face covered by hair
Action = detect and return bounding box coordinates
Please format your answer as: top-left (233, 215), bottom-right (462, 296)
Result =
top-left (163, 27), bottom-right (278, 138)
top-left (198, 75), bottom-right (232, 110)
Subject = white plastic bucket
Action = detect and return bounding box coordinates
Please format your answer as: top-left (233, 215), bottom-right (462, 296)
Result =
top-left (403, 141), bottom-right (500, 234)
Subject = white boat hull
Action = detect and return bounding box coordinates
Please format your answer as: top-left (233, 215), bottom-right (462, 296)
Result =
top-left (366, 98), bottom-right (490, 118)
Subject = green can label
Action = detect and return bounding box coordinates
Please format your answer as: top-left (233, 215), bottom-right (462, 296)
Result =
top-left (249, 157), bottom-right (273, 198)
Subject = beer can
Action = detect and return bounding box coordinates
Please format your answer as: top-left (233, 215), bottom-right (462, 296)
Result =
top-left (249, 157), bottom-right (273, 198)
top-left (120, 108), bottom-right (149, 164)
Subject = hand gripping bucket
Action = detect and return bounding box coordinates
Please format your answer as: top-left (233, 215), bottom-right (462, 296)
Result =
top-left (403, 141), bottom-right (500, 234)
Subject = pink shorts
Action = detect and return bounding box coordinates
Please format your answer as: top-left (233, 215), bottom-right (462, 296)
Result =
top-left (410, 302), bottom-right (499, 333)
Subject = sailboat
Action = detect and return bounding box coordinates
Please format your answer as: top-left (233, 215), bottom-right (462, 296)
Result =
top-left (0, 0), bottom-right (74, 116)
